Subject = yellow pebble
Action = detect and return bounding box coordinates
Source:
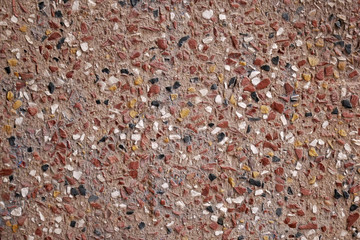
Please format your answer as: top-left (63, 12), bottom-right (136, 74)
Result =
top-left (291, 113), bottom-right (299, 122)
top-left (7, 59), bottom-right (18, 66)
top-left (309, 176), bottom-right (316, 185)
top-left (339, 129), bottom-right (347, 137)
top-left (13, 100), bottom-right (22, 110)
top-left (53, 191), bottom-right (60, 198)
top-left (242, 165), bottom-right (251, 171)
top-left (229, 95), bottom-right (236, 105)
top-left (228, 177), bottom-right (235, 187)
top-left (263, 236), bottom-right (269, 240)
top-left (287, 178), bottom-right (293, 183)
top-left (70, 48), bottom-right (77, 54)
top-left (134, 76), bottom-right (143, 85)
top-left (268, 151), bottom-right (274, 157)
top-left (128, 99), bottom-right (137, 108)
top-left (333, 70), bottom-right (339, 79)
top-left (306, 42), bottom-right (313, 49)
top-left (208, 65), bottom-right (216, 73)
top-left (188, 87), bottom-right (195, 93)
top-left (327, 140), bottom-right (334, 149)
top-left (19, 25), bottom-right (27, 32)
top-left (164, 137), bottom-right (169, 143)
top-left (239, 61), bottom-right (246, 66)
top-left (171, 94), bottom-right (178, 100)
top-left (240, 219), bottom-right (244, 223)
top-left (7, 91), bottom-right (14, 101)
top-left (260, 105), bottom-right (269, 114)
top-left (338, 174), bottom-right (345, 181)
top-left (12, 224), bottom-right (18, 233)
top-left (3, 125), bottom-right (12, 135)
top-left (6, 221), bottom-right (11, 227)
top-left (315, 38), bottom-right (324, 47)
top-left (208, 141), bottom-right (212, 146)
top-left (309, 147), bottom-right (318, 157)
top-left (218, 73), bottom-right (224, 83)
top-left (45, 29), bottom-right (52, 35)
top-left (322, 82), bottom-right (328, 89)
top-left (338, 61), bottom-right (346, 71)
top-left (180, 108), bottom-right (190, 118)
top-left (302, 73), bottom-right (311, 81)
top-left (132, 145), bottom-right (138, 151)
top-left (109, 85), bottom-right (117, 91)
top-left (292, 103), bottom-right (299, 107)
top-left (294, 141), bottom-right (303, 147)
top-left (252, 171), bottom-right (260, 178)
top-left (308, 56), bottom-right (319, 67)
top-left (129, 110), bottom-right (138, 118)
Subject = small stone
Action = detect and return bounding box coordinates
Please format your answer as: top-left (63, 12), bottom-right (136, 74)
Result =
top-left (249, 179), bottom-right (261, 187)
top-left (347, 213), bottom-right (359, 229)
top-left (70, 188), bottom-right (79, 196)
top-left (134, 76), bottom-right (143, 85)
top-left (302, 73), bottom-right (311, 81)
top-left (6, 91), bottom-right (14, 101)
top-left (276, 208), bottom-right (282, 217)
top-left (271, 56), bottom-right (279, 65)
top-left (28, 107), bottom-right (38, 116)
top-left (217, 132), bottom-right (225, 142)
top-left (338, 61), bottom-right (346, 71)
top-left (7, 59), bottom-right (18, 66)
top-left (138, 222), bottom-right (145, 230)
top-left (342, 99), bottom-right (352, 108)
top-left (334, 189), bottom-right (342, 199)
top-left (261, 65), bottom-right (270, 71)
top-left (13, 100), bottom-right (22, 110)
top-left (41, 164), bottom-right (49, 172)
top-left (202, 10), bottom-right (213, 19)
top-left (308, 147), bottom-right (318, 157)
top-left (156, 38), bottom-right (167, 50)
top-left (308, 56), bottom-right (319, 67)
top-left (208, 173), bottom-right (217, 181)
top-left (48, 82), bottom-right (55, 94)
top-left (180, 108), bottom-right (190, 118)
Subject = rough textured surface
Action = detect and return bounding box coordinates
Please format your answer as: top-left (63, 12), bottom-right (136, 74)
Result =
top-left (1, 0), bottom-right (360, 239)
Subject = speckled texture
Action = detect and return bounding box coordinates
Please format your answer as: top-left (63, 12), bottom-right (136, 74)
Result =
top-left (1, 0), bottom-right (360, 239)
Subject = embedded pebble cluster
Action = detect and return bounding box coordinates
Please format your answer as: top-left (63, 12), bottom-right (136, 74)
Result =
top-left (1, 0), bottom-right (360, 239)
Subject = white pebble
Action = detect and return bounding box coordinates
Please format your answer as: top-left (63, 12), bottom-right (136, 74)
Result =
top-left (21, 188), bottom-right (29, 197)
top-left (73, 171), bottom-right (82, 180)
top-left (202, 10), bottom-right (213, 19)
top-left (250, 144), bottom-right (258, 154)
top-left (111, 191), bottom-right (120, 198)
top-left (215, 95), bottom-right (222, 104)
top-left (80, 42), bottom-right (88, 52)
top-left (11, 207), bottom-right (22, 216)
top-left (191, 190), bottom-right (201, 197)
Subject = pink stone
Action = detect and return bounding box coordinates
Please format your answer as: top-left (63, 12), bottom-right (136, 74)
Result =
top-left (156, 38), bottom-right (167, 50)
top-left (148, 84), bottom-right (161, 97)
top-left (271, 102), bottom-right (284, 113)
top-left (188, 38), bottom-right (197, 49)
top-left (28, 107), bottom-right (38, 116)
top-left (347, 213), bottom-right (360, 229)
top-left (256, 78), bottom-right (270, 90)
top-left (295, 148), bottom-right (303, 160)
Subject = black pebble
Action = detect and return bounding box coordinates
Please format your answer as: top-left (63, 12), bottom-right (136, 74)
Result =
top-left (345, 44), bottom-right (352, 54)
top-left (9, 175), bottom-right (13, 182)
top-left (120, 69), bottom-right (129, 74)
top-left (246, 125), bottom-right (251, 133)
top-left (335, 20), bottom-right (342, 28)
top-left (4, 67), bottom-right (11, 74)
top-left (276, 208), bottom-right (282, 217)
top-left (282, 12), bottom-right (289, 21)
top-left (93, 229), bottom-right (101, 236)
top-left (153, 10), bottom-right (159, 18)
top-left (268, 32), bottom-right (274, 39)
top-left (187, 101), bottom-right (193, 107)
top-left (206, 206), bottom-right (214, 213)
top-left (271, 56), bottom-right (279, 65)
top-left (331, 107), bottom-right (339, 114)
top-left (27, 147), bottom-right (33, 152)
top-left (104, 100), bottom-right (109, 105)
top-left (56, 37), bottom-right (65, 49)
top-left (305, 112), bottom-right (312, 117)
top-left (55, 10), bottom-right (63, 18)
top-left (250, 92), bottom-right (259, 102)
top-left (217, 132), bottom-right (225, 142)
top-left (8, 136), bottom-right (15, 146)
top-left (151, 101), bottom-right (160, 107)
top-left (165, 86), bottom-right (172, 92)
top-left (88, 195), bottom-right (99, 203)
top-left (173, 81), bottom-right (181, 89)
top-left (118, 1), bottom-right (126, 7)
top-left (183, 135), bottom-right (191, 144)
top-left (38, 2), bottom-right (45, 10)
top-left (335, 41), bottom-right (344, 48)
top-left (238, 236), bottom-right (245, 240)
top-left (158, 154), bottom-right (165, 159)
top-left (129, 123), bottom-right (135, 129)
top-left (138, 222), bottom-right (145, 230)
top-left (41, 164), bottom-right (49, 172)
top-left (228, 77), bottom-right (237, 88)
top-left (130, 0), bottom-right (138, 7)
top-left (48, 82), bottom-right (55, 94)
top-left (149, 78), bottom-right (159, 84)
top-left (287, 187), bottom-right (293, 195)
top-left (178, 35), bottom-right (190, 47)
top-left (70, 188), bottom-right (79, 197)
top-left (249, 178), bottom-right (261, 187)
top-left (98, 136), bottom-right (107, 143)
top-left (70, 221), bottom-right (76, 227)
top-left (96, 100), bottom-right (101, 104)
top-left (126, 210), bottom-right (134, 215)
top-left (78, 185), bottom-right (86, 196)
top-left (343, 190), bottom-right (350, 199)
top-left (208, 173), bottom-right (217, 181)
top-left (272, 156), bottom-right (281, 162)
top-left (217, 217), bottom-right (224, 225)
top-left (210, 84), bottom-right (217, 90)
top-left (261, 65), bottom-right (270, 71)
top-left (208, 123), bottom-right (214, 127)
top-left (102, 68), bottom-right (110, 74)
top-left (342, 99), bottom-right (352, 108)
top-left (334, 189), bottom-right (342, 199)
top-left (350, 204), bottom-right (358, 212)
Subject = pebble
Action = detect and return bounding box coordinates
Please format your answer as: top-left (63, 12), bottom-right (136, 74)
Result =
top-left (202, 10), bottom-right (213, 19)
